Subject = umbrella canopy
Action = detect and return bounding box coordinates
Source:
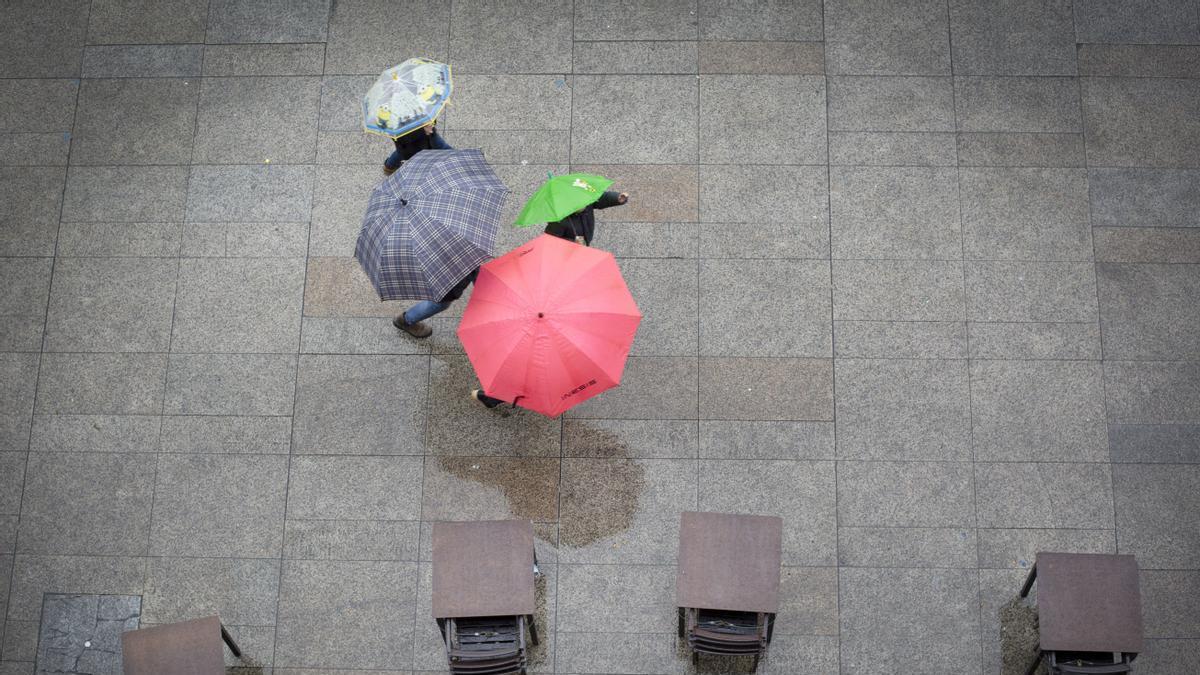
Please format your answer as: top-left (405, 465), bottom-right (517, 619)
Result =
top-left (363, 58), bottom-right (452, 139)
top-left (457, 234), bottom-right (642, 417)
top-left (512, 172), bottom-right (614, 226)
top-left (355, 149), bottom-right (508, 301)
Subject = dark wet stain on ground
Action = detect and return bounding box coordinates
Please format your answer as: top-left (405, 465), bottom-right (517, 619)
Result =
top-left (436, 456), bottom-right (561, 521)
top-left (557, 425), bottom-right (645, 548)
top-left (1000, 596), bottom-right (1044, 675)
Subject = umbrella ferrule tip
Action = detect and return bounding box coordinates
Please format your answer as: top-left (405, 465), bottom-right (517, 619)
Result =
top-left (537, 312), bottom-right (544, 318)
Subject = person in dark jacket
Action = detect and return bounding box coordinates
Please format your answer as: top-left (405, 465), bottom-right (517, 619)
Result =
top-left (383, 122), bottom-right (451, 176)
top-left (543, 190), bottom-right (628, 246)
top-left (393, 267), bottom-right (476, 338)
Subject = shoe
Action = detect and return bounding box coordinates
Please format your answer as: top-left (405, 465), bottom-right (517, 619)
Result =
top-left (393, 315), bottom-right (431, 338)
top-left (383, 164), bottom-right (397, 177)
top-left (471, 389), bottom-right (503, 409)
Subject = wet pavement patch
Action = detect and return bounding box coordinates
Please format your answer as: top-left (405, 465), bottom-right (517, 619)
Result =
top-left (36, 593), bottom-right (141, 675)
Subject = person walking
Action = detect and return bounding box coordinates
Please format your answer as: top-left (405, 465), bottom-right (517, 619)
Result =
top-left (393, 267), bottom-right (476, 338)
top-left (543, 189), bottom-right (628, 246)
top-left (383, 122), bottom-right (451, 176)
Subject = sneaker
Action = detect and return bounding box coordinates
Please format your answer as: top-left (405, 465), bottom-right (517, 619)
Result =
top-left (471, 389), bottom-right (503, 409)
top-left (383, 164), bottom-right (397, 177)
top-left (393, 314), bottom-right (431, 338)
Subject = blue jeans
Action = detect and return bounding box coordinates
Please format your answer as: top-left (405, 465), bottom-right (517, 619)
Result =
top-left (384, 132), bottom-right (452, 170)
top-left (403, 300), bottom-right (450, 324)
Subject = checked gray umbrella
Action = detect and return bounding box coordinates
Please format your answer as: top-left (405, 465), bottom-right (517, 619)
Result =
top-left (355, 149), bottom-right (508, 301)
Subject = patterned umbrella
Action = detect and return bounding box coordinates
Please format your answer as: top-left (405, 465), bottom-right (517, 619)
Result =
top-left (355, 149), bottom-right (508, 301)
top-left (362, 58), bottom-right (452, 139)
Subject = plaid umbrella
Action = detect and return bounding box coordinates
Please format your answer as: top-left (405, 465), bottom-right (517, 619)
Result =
top-left (355, 149), bottom-right (508, 301)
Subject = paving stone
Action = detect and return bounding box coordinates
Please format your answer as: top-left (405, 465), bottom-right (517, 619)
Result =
top-left (421, 457), bottom-right (560, 522)
top-left (0, 1), bottom-right (87, 77)
top-left (0, 167), bottom-right (66, 256)
top-left (186, 165), bottom-right (315, 223)
top-left (1141, 570), bottom-right (1200, 638)
top-left (700, 459), bottom-right (837, 565)
top-left (965, 261), bottom-right (1098, 322)
top-left (829, 131), bottom-right (958, 166)
top-left (558, 458), bottom-right (695, 565)
top-left (1078, 44), bottom-right (1200, 78)
top-left (215, 222), bottom-right (309, 257)
top-left (0, 354), bottom-right (37, 453)
top-left (0, 519), bottom-right (14, 553)
top-left (698, 220), bottom-right (826, 259)
top-left (699, 40), bottom-right (824, 74)
top-left (300, 316), bottom-right (426, 355)
top-left (35, 593), bottom-right (142, 675)
top-left (833, 259), bottom-right (965, 322)
top-left (315, 130), bottom-right (395, 164)
top-left (86, 0), bottom-right (206, 43)
top-left (700, 75), bottom-right (826, 164)
top-left (35, 353), bottom-right (167, 415)
top-left (275, 560), bottom-right (417, 669)
top-left (769, 567), bottom-right (840, 636)
top-left (149, 453), bottom-right (289, 558)
top-left (702, 0), bottom-right (822, 40)
top-left (62, 165), bottom-right (188, 223)
top-left (968, 321), bottom-right (1101, 360)
top-left (1073, 0), bottom-right (1200, 44)
top-left (324, 0), bottom-right (447, 74)
top-left (948, 0), bottom-right (1076, 75)
top-left (420, 129), bottom-right (570, 165)
top-left (1135, 639), bottom-right (1200, 674)
top-left (699, 420), bottom-right (834, 460)
top-left (761, 634), bottom-right (840, 674)
top-left (825, 0), bottom-right (951, 75)
top-left (574, 41), bottom-right (696, 74)
top-left (698, 165), bottom-right (826, 230)
top-left (0, 132), bottom-right (70, 167)
top-left (193, 77), bottom-right (321, 164)
top-left (450, 0), bottom-right (571, 73)
top-left (1113, 463), bottom-right (1200, 568)
top-left (975, 528), bottom-right (1116, 569)
top-left (56, 223), bottom-right (181, 257)
top-left (449, 74), bottom-right (572, 131)
top-left (1109, 424), bottom-right (1200, 463)
top-left (44, 256), bottom-right (177, 353)
top-left (203, 43), bottom-right (327, 76)
top-left (309, 164), bottom-right (381, 256)
top-left (303, 257), bottom-right (409, 319)
top-left (0, 257), bottom-right (51, 351)
top-left (18, 452), bottom-right (155, 556)
top-left (142, 556), bottom-right (278, 626)
top-left (171, 257), bottom-right (305, 353)
top-left (0, 453), bottom-right (26, 514)
top-left (317, 75), bottom-right (376, 131)
top-left (976, 567), bottom-right (1029, 675)
top-left (604, 221), bottom-right (698, 259)
top-left (1099, 264), bottom-right (1200, 359)
top-left (1082, 77), bottom-right (1200, 168)
top-left (960, 167), bottom-right (1091, 260)
top-left (955, 76), bottom-right (1082, 133)
top-left (574, 0), bottom-right (698, 40)
top-left (564, 419), bottom-right (699, 459)
top-left (838, 526), bottom-right (976, 568)
top-left (556, 632), bottom-right (679, 674)
top-left (1105, 361), bottom-right (1200, 425)
top-left (0, 80), bottom-right (78, 138)
top-left (699, 357), bottom-right (834, 421)
top-left (288, 455), bottom-right (421, 522)
top-left (839, 567), bottom-right (980, 675)
top-left (5, 554), bottom-right (146, 623)
top-left (956, 132), bottom-right (1086, 167)
top-left (81, 45), bottom-right (203, 78)
top-left (699, 259), bottom-right (830, 357)
top-left (293, 354), bottom-right (427, 454)
top-left (567, 356), bottom-right (697, 419)
top-left (831, 166), bottom-right (960, 259)
top-left (838, 460), bottom-right (975, 527)
top-left (557, 564), bottom-right (674, 633)
top-left (835, 321), bottom-right (967, 359)
top-left (975, 462), bottom-right (1115, 528)
top-left (827, 76), bottom-right (956, 132)
top-left (284, 519), bottom-right (420, 561)
top-left (207, 0), bottom-right (331, 43)
top-left (163, 353), bottom-right (296, 416)
top-left (29, 415), bottom-right (159, 454)
top-left (3, 618), bottom-right (37, 662)
top-left (160, 415), bottom-right (292, 454)
top-left (577, 164), bottom-right (698, 224)
top-left (1088, 168), bottom-right (1200, 228)
top-left (571, 75), bottom-right (697, 164)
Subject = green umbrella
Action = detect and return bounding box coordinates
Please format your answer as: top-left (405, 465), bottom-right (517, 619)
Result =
top-left (513, 172), bottom-right (614, 226)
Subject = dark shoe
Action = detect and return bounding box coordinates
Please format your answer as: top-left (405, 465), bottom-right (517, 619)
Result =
top-left (471, 389), bottom-right (503, 409)
top-left (393, 314), bottom-right (431, 338)
top-left (383, 163), bottom-right (397, 177)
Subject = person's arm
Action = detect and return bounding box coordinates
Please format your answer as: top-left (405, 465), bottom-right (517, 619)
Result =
top-left (592, 190), bottom-right (628, 210)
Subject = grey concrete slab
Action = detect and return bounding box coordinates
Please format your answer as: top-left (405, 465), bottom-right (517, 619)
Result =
top-left (186, 165), bottom-right (315, 223)
top-left (571, 75), bottom-right (697, 164)
top-left (699, 459), bottom-right (837, 565)
top-left (761, 634), bottom-right (841, 674)
top-left (35, 593), bottom-right (141, 675)
top-left (975, 528), bottom-right (1115, 569)
top-left (827, 76), bottom-right (956, 131)
top-left (302, 256), bottom-right (409, 319)
top-left (567, 356), bottom-right (697, 419)
top-left (1141, 570), bottom-right (1200, 638)
top-left (315, 130), bottom-right (394, 164)
top-left (324, 0), bottom-right (447, 74)
top-left (954, 76), bottom-right (1082, 133)
top-left (275, 560), bottom-right (417, 669)
top-left (1135, 639), bottom-right (1200, 674)
top-left (0, 79), bottom-right (78, 135)
top-left (1073, 0), bottom-right (1200, 44)
top-left (774, 566), bottom-right (840, 636)
top-left (0, 453), bottom-right (26, 514)
top-left (81, 45), bottom-right (204, 78)
top-left (160, 415), bottom-right (292, 454)
top-left (1078, 44), bottom-right (1200, 78)
top-left (1100, 263), bottom-right (1200, 359)
top-left (835, 321), bottom-right (967, 359)
top-left (149, 453), bottom-right (289, 557)
top-left (698, 220), bottom-right (827, 259)
top-left (193, 77), bottom-right (321, 164)
top-left (1089, 168), bottom-right (1200, 228)
top-left (830, 131), bottom-right (958, 166)
top-left (43, 256), bottom-right (177, 353)
top-left (564, 419), bottom-right (698, 459)
top-left (833, 259), bottom-right (965, 322)
top-left (698, 166), bottom-right (829, 256)
top-left (960, 167), bottom-right (1092, 261)
top-left (17, 452), bottom-right (155, 556)
top-left (0, 353), bottom-right (37, 453)
top-left (975, 462), bottom-right (1115, 528)
top-left (1109, 424), bottom-right (1200, 463)
top-left (1082, 77), bottom-right (1200, 168)
top-left (163, 353), bottom-right (297, 416)
top-left (835, 358), bottom-right (971, 461)
top-left (0, 1), bottom-right (87, 77)
top-left (968, 321), bottom-right (1102, 360)
top-left (300, 316), bottom-right (426, 355)
top-left (603, 221), bottom-right (697, 259)
top-left (839, 567), bottom-right (980, 675)
top-left (142, 556), bottom-right (279, 626)
top-left (700, 75), bottom-right (826, 164)
top-left (1105, 360), bottom-right (1200, 425)
top-left (970, 359), bottom-right (1107, 462)
top-left (574, 0), bottom-right (698, 40)
top-left (0, 132), bottom-right (70, 167)
top-left (450, 0), bottom-right (571, 73)
top-left (575, 41), bottom-right (696, 74)
top-left (557, 563), bottom-right (674, 633)
top-left (831, 166), bottom-right (961, 259)
top-left (421, 456), bottom-right (560, 521)
top-left (837, 460), bottom-right (975, 527)
top-left (825, 0), bottom-right (951, 75)
top-left (577, 163), bottom-right (698, 223)
top-left (212, 222), bottom-right (310, 257)
top-left (699, 40), bottom-right (825, 75)
top-left (948, 0), bottom-right (1076, 75)
top-left (699, 258), bottom-right (831, 357)
top-left (449, 74), bottom-right (572, 131)
top-left (3, 619), bottom-right (37, 663)
top-left (0, 167), bottom-right (66, 256)
top-left (309, 164), bottom-right (381, 256)
top-left (0, 257), bottom-right (51, 351)
top-left (699, 357), bottom-right (834, 421)
top-left (957, 132), bottom-right (1086, 167)
top-left (171, 257), bottom-right (305, 353)
top-left (838, 526), bottom-right (977, 568)
top-left (56, 222), bottom-right (181, 257)
top-left (292, 354), bottom-right (427, 454)
top-left (62, 165), bottom-right (188, 223)
top-left (284, 519), bottom-right (420, 561)
top-left (6, 555), bottom-right (146, 622)
top-left (287, 455), bottom-right (422, 521)
top-left (0, 518), bottom-right (14, 553)
top-left (965, 261), bottom-right (1098, 322)
top-left (86, 0), bottom-right (206, 44)
top-left (207, 0), bottom-right (331, 44)
top-left (427, 129), bottom-right (570, 165)
top-left (316, 74), bottom-right (376, 131)
top-left (203, 43), bottom-right (326, 76)
top-left (555, 632), bottom-right (678, 674)
top-left (699, 420), bottom-right (834, 460)
top-left (29, 414), bottom-right (159, 454)
top-left (35, 352), bottom-right (167, 415)
top-left (700, 0), bottom-right (822, 40)
top-left (976, 567), bottom-right (1027, 675)
top-left (1113, 463), bottom-right (1200, 568)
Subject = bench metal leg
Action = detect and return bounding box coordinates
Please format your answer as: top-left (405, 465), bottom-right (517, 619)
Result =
top-left (220, 623), bottom-right (243, 659)
top-left (1024, 648), bottom-right (1043, 675)
top-left (1020, 563), bottom-right (1038, 598)
top-left (527, 614), bottom-right (539, 646)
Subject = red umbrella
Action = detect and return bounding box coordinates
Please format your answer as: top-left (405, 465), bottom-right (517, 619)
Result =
top-left (457, 234), bottom-right (642, 417)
